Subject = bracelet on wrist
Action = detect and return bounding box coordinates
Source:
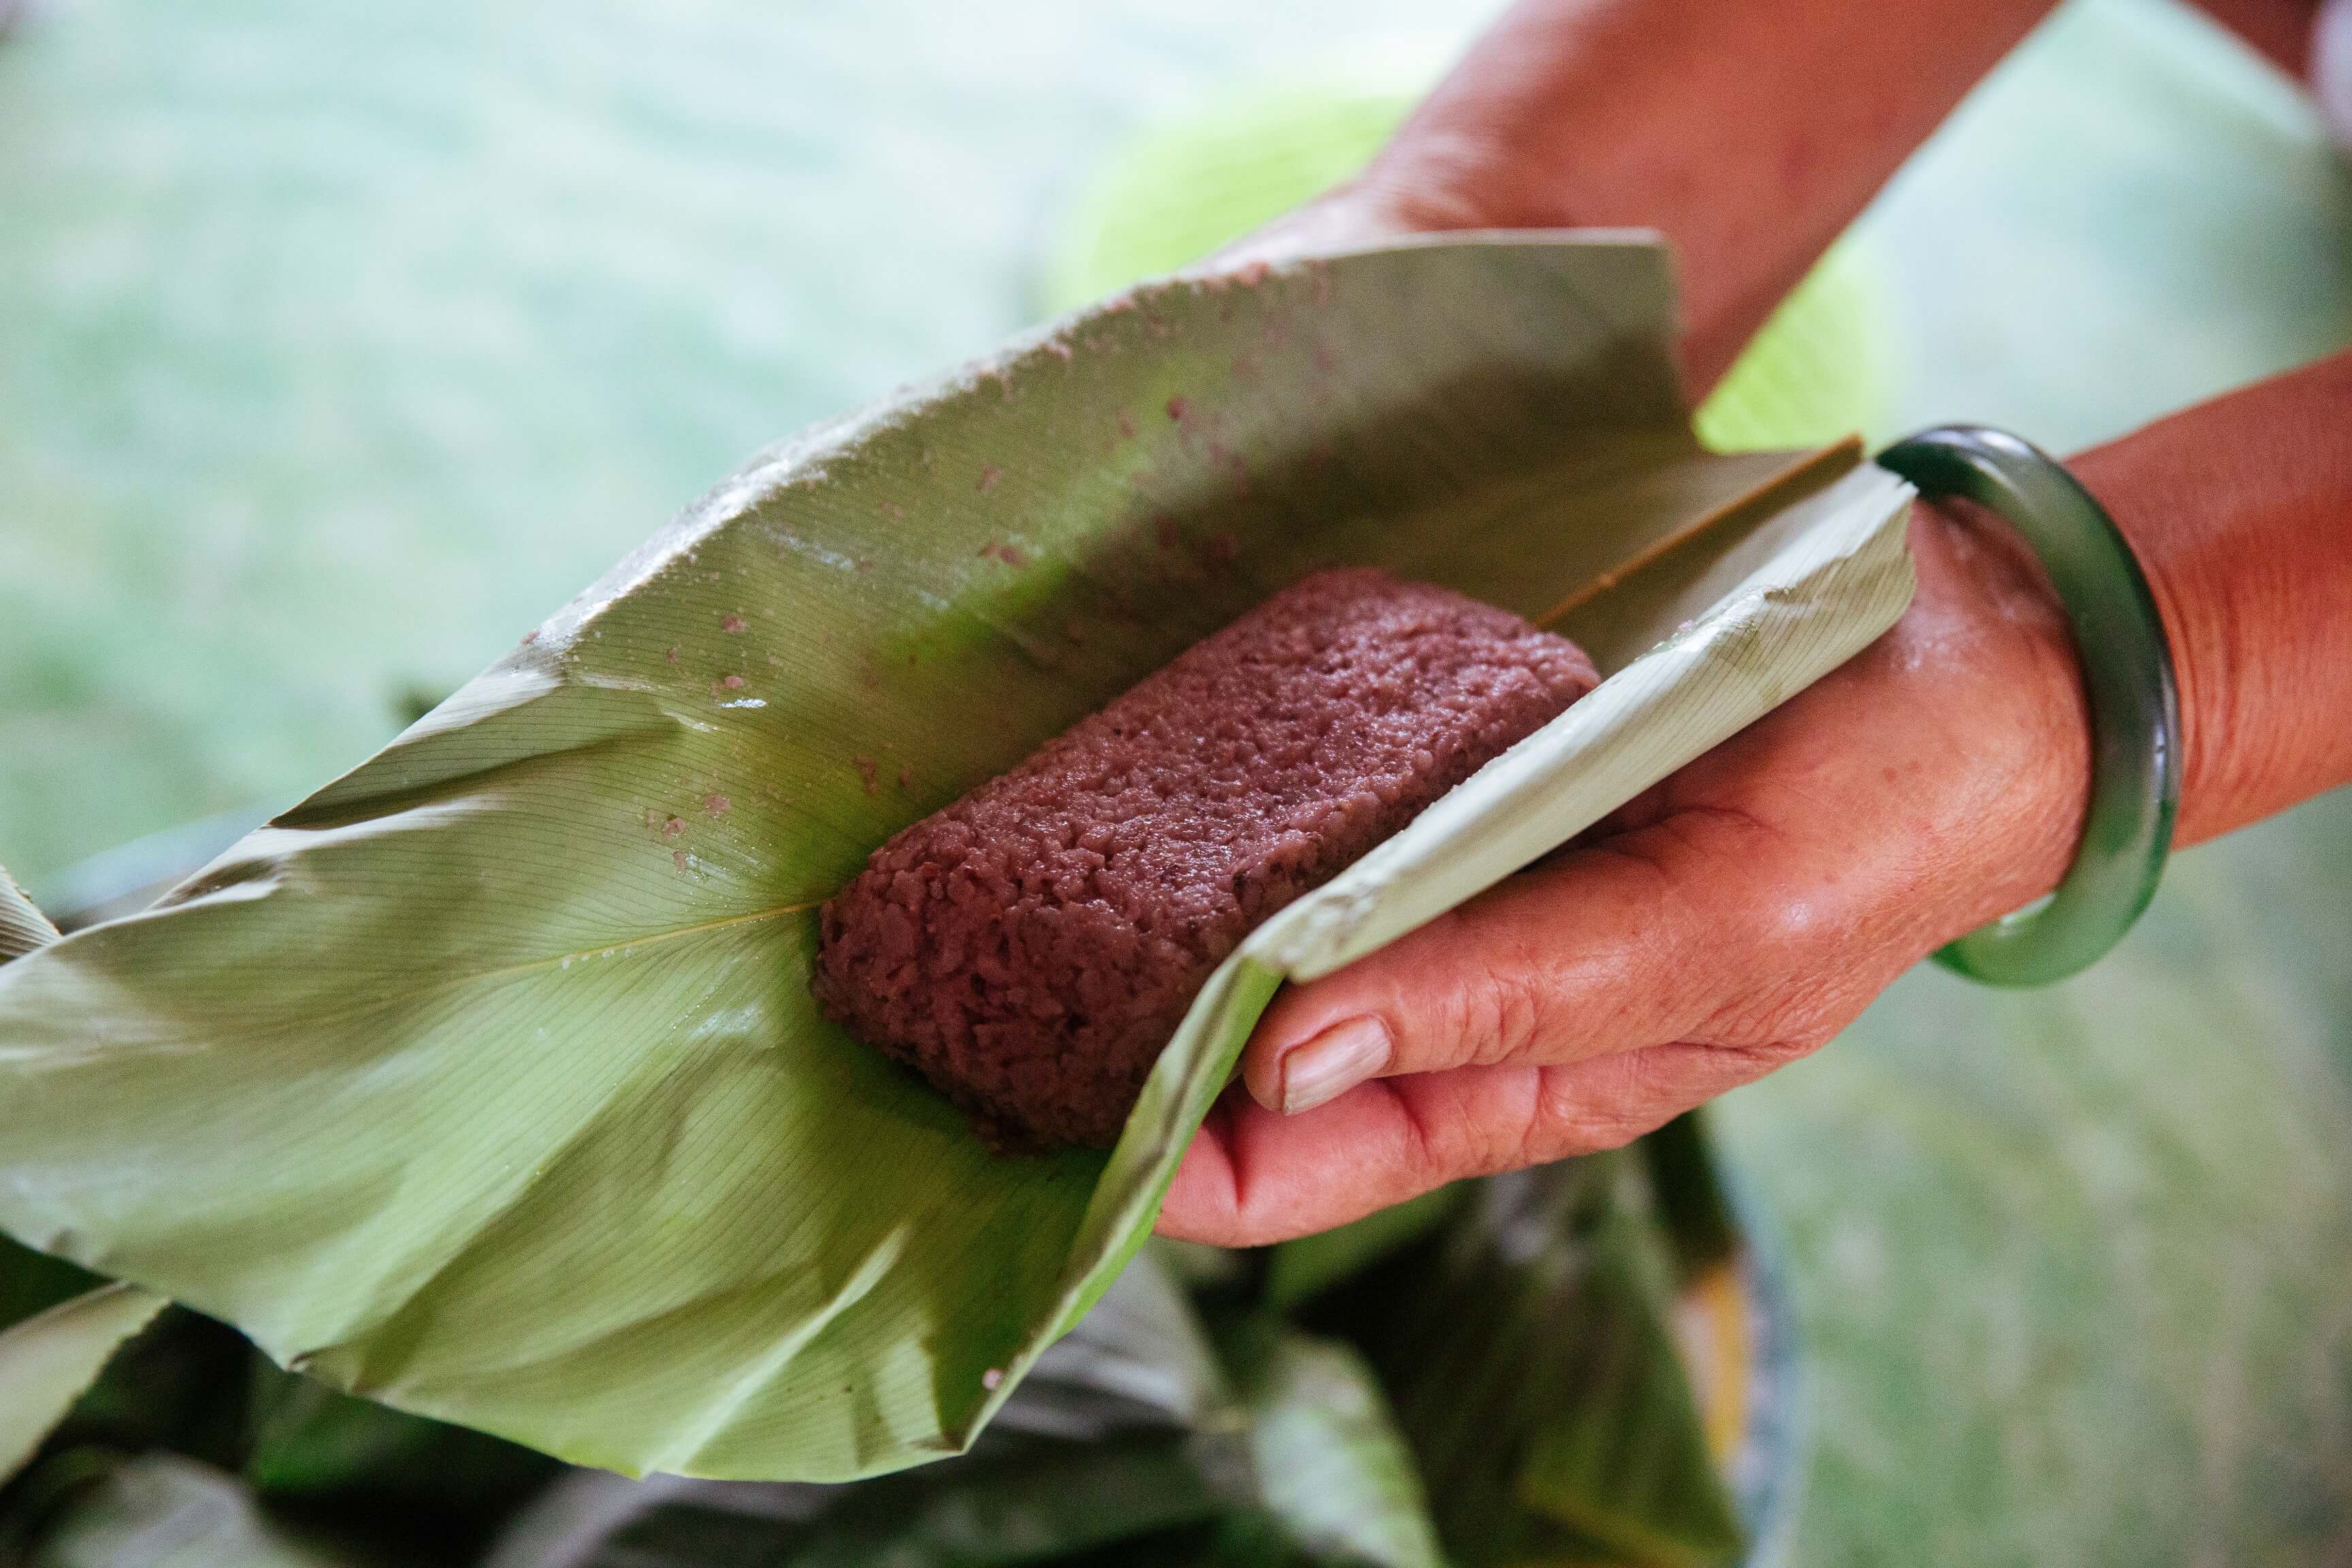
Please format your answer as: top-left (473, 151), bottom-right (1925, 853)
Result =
top-left (1876, 425), bottom-right (2181, 987)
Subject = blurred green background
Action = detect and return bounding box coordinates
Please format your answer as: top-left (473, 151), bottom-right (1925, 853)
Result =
top-left (3, 0), bottom-right (2351, 1560)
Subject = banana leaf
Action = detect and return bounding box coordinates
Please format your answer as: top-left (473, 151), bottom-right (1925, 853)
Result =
top-left (1262, 1188), bottom-right (1466, 1316)
top-left (486, 1250), bottom-right (1443, 1568)
top-left (0, 872), bottom-right (159, 1488)
top-left (0, 1241), bottom-right (105, 1347)
top-left (483, 1246), bottom-right (1248, 1568)
top-left (0, 234), bottom-right (1915, 1481)
top-left (0, 1288), bottom-right (167, 1485)
top-left (0, 873), bottom-right (99, 1345)
top-left (1306, 1154), bottom-right (1744, 1568)
top-left (1210, 1316), bottom-right (1443, 1568)
top-left (14, 1454), bottom-right (395, 1568)
top-left (242, 1372), bottom-right (562, 1526)
top-left (0, 868), bottom-right (54, 966)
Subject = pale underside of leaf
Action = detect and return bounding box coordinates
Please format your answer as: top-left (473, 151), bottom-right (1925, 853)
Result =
top-left (0, 235), bottom-right (1914, 1482)
top-left (1226, 1318), bottom-right (1448, 1568)
top-left (0, 866), bottom-right (154, 1491)
top-left (0, 1281), bottom-right (168, 1483)
top-left (0, 863), bottom-right (58, 966)
top-left (22, 1452), bottom-right (368, 1568)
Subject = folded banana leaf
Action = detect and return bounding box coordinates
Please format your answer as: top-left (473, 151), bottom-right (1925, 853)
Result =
top-left (0, 234), bottom-right (1914, 1481)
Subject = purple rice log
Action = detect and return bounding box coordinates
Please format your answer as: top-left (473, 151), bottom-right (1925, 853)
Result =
top-left (813, 568), bottom-right (1600, 1150)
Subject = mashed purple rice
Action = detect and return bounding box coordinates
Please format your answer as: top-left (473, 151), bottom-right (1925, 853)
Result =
top-left (813, 568), bottom-right (1599, 1150)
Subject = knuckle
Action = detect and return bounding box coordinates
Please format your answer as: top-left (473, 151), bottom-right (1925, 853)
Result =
top-left (1392, 1072), bottom-right (1535, 1183)
top-left (1699, 958), bottom-right (1881, 1050)
top-left (1463, 960), bottom-right (1552, 1068)
top-left (1389, 1082), bottom-right (1473, 1183)
top-left (1531, 1062), bottom-right (1662, 1156)
top-left (1696, 987), bottom-right (1797, 1047)
top-left (1739, 1035), bottom-right (1823, 1072)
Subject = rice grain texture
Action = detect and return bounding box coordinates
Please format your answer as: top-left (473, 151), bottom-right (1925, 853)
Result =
top-left (813, 569), bottom-right (1599, 1150)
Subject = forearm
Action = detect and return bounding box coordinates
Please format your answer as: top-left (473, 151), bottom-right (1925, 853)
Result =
top-left (1347, 0), bottom-right (2056, 390)
top-left (2066, 348), bottom-right (2352, 846)
top-left (2190, 0), bottom-right (2321, 75)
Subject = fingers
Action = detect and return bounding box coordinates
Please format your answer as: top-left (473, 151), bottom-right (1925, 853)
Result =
top-left (1239, 809), bottom-right (1782, 1117)
top-left (1160, 1036), bottom-right (1793, 1247)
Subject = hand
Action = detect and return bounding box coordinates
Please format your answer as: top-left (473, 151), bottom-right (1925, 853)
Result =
top-left (1159, 500), bottom-right (2091, 1245)
top-left (1202, 0), bottom-right (2056, 392)
top-left (1162, 0), bottom-right (2352, 1248)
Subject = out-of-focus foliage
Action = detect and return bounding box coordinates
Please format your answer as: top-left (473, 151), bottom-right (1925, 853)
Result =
top-left (476, 1181), bottom-right (1720, 1568)
top-left (0, 1290), bottom-right (167, 1484)
top-left (1303, 1156), bottom-right (1742, 1568)
top-left (11, 1453), bottom-right (398, 1568)
top-left (1212, 1316), bottom-right (1444, 1568)
top-left (0, 1156), bottom-right (1736, 1567)
top-left (1262, 1187), bottom-right (1464, 1315)
top-left (242, 1373), bottom-right (565, 1539)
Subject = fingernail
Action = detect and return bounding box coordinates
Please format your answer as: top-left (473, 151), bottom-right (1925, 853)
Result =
top-left (1278, 1016), bottom-right (1392, 1115)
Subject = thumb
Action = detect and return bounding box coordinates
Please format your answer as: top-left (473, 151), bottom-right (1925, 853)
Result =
top-left (1240, 820), bottom-right (1763, 1115)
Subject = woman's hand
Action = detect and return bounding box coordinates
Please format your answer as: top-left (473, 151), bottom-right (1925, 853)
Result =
top-left (1161, 0), bottom-right (2352, 1246)
top-left (1160, 344), bottom-right (2352, 1247)
top-left (1158, 501), bottom-right (2090, 1244)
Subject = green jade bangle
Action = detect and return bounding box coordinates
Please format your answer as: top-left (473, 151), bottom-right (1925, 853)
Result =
top-left (1876, 426), bottom-right (2182, 986)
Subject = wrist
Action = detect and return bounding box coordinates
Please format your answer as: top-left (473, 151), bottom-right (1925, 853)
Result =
top-left (1905, 496), bottom-right (2095, 930)
top-left (2063, 349), bottom-right (2352, 845)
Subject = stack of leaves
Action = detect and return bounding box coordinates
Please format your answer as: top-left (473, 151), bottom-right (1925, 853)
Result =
top-left (0, 1139), bottom-right (1750, 1568)
top-left (8, 859), bottom-right (1759, 1567)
